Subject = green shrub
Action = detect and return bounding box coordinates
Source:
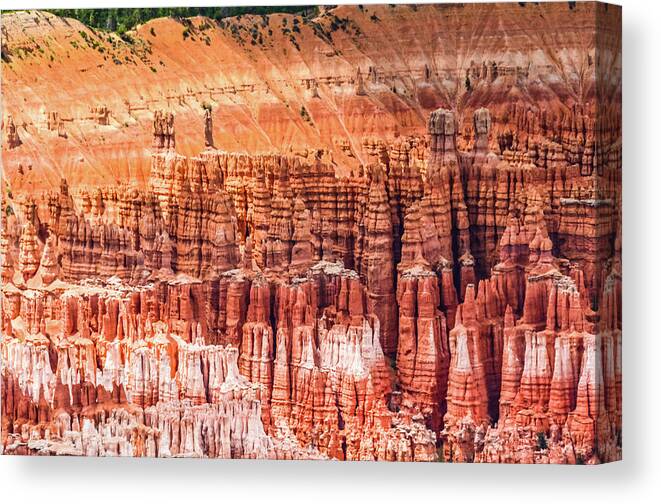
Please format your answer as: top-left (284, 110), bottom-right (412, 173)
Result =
top-left (299, 106), bottom-right (312, 122)
top-left (536, 432), bottom-right (548, 451)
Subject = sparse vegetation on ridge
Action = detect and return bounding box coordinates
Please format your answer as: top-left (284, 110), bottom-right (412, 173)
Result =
top-left (44, 7), bottom-right (318, 34)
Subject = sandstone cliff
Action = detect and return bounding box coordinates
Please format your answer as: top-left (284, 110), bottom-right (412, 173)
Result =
top-left (1, 2), bottom-right (621, 463)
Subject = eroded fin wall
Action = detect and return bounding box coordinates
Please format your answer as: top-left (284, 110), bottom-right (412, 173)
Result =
top-left (1, 3), bottom-right (621, 463)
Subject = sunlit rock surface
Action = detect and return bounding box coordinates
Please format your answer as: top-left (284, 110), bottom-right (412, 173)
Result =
top-left (1, 3), bottom-right (621, 463)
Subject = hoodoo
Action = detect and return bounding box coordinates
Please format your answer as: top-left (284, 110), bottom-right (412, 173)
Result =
top-left (1, 3), bottom-right (621, 463)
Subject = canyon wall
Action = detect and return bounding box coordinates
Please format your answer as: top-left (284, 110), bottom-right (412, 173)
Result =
top-left (1, 3), bottom-right (621, 463)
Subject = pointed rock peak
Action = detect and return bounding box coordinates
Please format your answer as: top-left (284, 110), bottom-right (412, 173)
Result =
top-left (459, 250), bottom-right (475, 266)
top-left (454, 304), bottom-right (464, 328)
top-left (293, 197), bottom-right (307, 214)
top-left (59, 176), bottom-right (69, 196)
top-left (368, 163), bottom-right (387, 187)
top-left (241, 236), bottom-right (253, 270)
top-left (530, 226), bottom-right (545, 250)
top-left (499, 225), bottom-right (512, 248)
top-left (504, 305), bottom-right (515, 327)
top-left (39, 231), bottom-right (59, 285)
top-left (18, 221), bottom-right (41, 281)
top-left (462, 284), bottom-right (477, 322)
top-left (203, 106), bottom-right (214, 148)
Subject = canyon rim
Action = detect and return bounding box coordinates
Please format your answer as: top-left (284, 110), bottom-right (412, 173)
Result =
top-left (0, 2), bottom-right (622, 463)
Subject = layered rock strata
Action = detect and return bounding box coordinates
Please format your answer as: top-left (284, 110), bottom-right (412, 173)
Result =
top-left (1, 3), bottom-right (621, 463)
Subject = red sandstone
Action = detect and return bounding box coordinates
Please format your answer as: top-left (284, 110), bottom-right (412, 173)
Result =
top-left (1, 3), bottom-right (621, 463)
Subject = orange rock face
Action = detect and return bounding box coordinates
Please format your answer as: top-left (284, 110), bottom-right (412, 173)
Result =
top-left (1, 3), bottom-right (620, 463)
